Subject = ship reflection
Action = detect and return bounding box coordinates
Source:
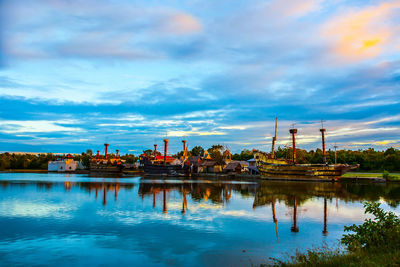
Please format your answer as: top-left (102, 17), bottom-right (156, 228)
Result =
top-left (1, 178), bottom-right (400, 241)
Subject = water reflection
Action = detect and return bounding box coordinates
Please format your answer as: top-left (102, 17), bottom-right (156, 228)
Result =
top-left (0, 174), bottom-right (399, 267)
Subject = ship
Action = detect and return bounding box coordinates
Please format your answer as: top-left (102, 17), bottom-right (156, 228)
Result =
top-left (140, 139), bottom-right (191, 176)
top-left (89, 144), bottom-right (124, 174)
top-left (253, 119), bottom-right (358, 181)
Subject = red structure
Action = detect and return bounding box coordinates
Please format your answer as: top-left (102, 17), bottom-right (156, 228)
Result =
top-left (154, 144), bottom-right (158, 157)
top-left (116, 149), bottom-right (120, 158)
top-left (104, 143), bottom-right (109, 160)
top-left (289, 128), bottom-right (298, 164)
top-left (163, 139), bottom-right (169, 165)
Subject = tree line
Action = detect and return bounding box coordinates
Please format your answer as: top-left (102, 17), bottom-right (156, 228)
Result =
top-left (0, 146), bottom-right (399, 172)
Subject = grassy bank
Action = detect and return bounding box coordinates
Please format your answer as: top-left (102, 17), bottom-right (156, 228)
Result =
top-left (343, 172), bottom-right (400, 181)
top-left (271, 247), bottom-right (400, 267)
top-left (266, 202), bottom-right (400, 267)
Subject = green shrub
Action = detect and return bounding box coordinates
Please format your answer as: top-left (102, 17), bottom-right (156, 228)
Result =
top-left (383, 170), bottom-right (390, 179)
top-left (341, 202), bottom-right (400, 251)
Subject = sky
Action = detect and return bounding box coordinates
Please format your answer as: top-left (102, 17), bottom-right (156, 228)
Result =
top-left (0, 0), bottom-right (400, 154)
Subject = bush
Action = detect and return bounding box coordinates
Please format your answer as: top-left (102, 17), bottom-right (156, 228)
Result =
top-left (341, 202), bottom-right (400, 251)
top-left (383, 170), bottom-right (390, 180)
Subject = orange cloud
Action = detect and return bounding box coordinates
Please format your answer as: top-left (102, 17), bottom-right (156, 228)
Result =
top-left (321, 2), bottom-right (400, 62)
top-left (161, 13), bottom-right (202, 35)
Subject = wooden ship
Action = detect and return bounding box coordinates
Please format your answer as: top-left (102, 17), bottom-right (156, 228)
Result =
top-left (253, 119), bottom-right (358, 181)
top-left (89, 143), bottom-right (124, 174)
top-left (140, 139), bottom-right (190, 176)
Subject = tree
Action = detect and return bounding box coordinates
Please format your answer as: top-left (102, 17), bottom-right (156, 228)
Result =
top-left (207, 145), bottom-right (224, 161)
top-left (191, 146), bottom-right (204, 156)
top-left (86, 149), bottom-right (93, 156)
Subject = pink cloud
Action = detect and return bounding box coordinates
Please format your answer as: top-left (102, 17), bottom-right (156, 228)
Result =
top-left (321, 1), bottom-right (400, 63)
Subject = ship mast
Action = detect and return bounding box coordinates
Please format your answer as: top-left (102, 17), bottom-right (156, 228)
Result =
top-left (163, 139), bottom-right (169, 165)
top-left (289, 127), bottom-right (297, 164)
top-left (104, 143), bottom-right (109, 160)
top-left (182, 140), bottom-right (187, 159)
top-left (271, 118), bottom-right (277, 159)
top-left (154, 144), bottom-right (158, 158)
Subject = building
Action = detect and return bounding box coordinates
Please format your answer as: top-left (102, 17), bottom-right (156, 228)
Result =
top-left (198, 160), bottom-right (225, 173)
top-left (247, 158), bottom-right (259, 175)
top-left (224, 161), bottom-right (249, 174)
top-left (48, 155), bottom-right (84, 172)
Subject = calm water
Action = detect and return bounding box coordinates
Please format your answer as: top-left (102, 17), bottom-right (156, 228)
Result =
top-left (0, 173), bottom-right (399, 266)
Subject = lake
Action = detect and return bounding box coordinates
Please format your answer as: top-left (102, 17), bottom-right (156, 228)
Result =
top-left (0, 172), bottom-right (399, 266)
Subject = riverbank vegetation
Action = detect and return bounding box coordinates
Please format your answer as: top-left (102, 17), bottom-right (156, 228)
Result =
top-left (0, 152), bottom-right (138, 170)
top-left (270, 202), bottom-right (400, 267)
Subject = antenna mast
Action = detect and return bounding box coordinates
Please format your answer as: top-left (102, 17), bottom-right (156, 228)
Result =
top-left (320, 120), bottom-right (326, 165)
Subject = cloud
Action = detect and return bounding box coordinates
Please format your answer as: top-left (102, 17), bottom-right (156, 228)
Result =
top-left (321, 2), bottom-right (400, 62)
top-left (167, 129), bottom-right (227, 137)
top-left (266, 0), bottom-right (323, 18)
top-left (0, 119), bottom-right (82, 134)
top-left (2, 0), bottom-right (202, 60)
top-left (159, 13), bottom-right (202, 35)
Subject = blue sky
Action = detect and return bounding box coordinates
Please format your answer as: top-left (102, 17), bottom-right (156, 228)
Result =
top-left (0, 0), bottom-right (400, 154)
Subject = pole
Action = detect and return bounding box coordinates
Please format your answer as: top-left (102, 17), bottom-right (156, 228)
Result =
top-left (272, 118), bottom-right (277, 159)
top-left (104, 143), bottom-right (109, 160)
top-left (320, 128), bottom-right (326, 164)
top-left (289, 128), bottom-right (297, 164)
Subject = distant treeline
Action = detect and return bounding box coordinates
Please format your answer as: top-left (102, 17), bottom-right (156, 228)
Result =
top-left (185, 146), bottom-right (400, 172)
top-left (0, 147), bottom-right (399, 172)
top-left (273, 147), bottom-right (400, 172)
top-left (0, 151), bottom-right (138, 170)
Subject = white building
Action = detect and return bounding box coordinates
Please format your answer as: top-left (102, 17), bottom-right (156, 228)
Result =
top-left (48, 158), bottom-right (83, 172)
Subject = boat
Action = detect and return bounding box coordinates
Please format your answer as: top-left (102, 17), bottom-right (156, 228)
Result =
top-left (141, 139), bottom-right (191, 176)
top-left (89, 144), bottom-right (124, 174)
top-left (253, 119), bottom-right (358, 181)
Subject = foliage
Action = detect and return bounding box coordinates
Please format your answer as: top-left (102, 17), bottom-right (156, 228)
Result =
top-left (0, 153), bottom-right (57, 170)
top-left (232, 149), bottom-right (253, 161)
top-left (383, 170), bottom-right (390, 179)
top-left (268, 202), bottom-right (400, 267)
top-left (269, 246), bottom-right (400, 267)
top-left (341, 202), bottom-right (400, 251)
top-left (382, 170), bottom-right (400, 182)
top-left (121, 154), bottom-right (138, 164)
top-left (191, 146), bottom-right (204, 157)
top-left (274, 147), bottom-right (400, 172)
top-left (207, 145), bottom-right (224, 161)
top-left (143, 149), bottom-right (153, 156)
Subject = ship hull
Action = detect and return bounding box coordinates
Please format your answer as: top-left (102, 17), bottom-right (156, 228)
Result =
top-left (89, 162), bottom-right (124, 174)
top-left (143, 162), bottom-right (189, 177)
top-left (254, 151), bottom-right (358, 181)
